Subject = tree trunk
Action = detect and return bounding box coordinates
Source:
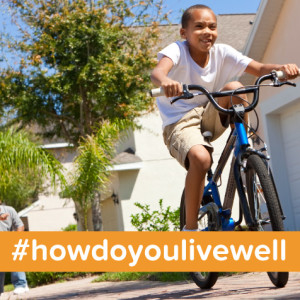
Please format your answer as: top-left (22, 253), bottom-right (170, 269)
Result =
top-left (92, 191), bottom-right (103, 231)
top-left (74, 202), bottom-right (93, 231)
top-left (74, 192), bottom-right (103, 231)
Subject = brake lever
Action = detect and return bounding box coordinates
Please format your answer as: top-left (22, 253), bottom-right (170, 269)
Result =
top-left (170, 84), bottom-right (194, 104)
top-left (274, 81), bottom-right (296, 88)
top-left (285, 81), bottom-right (297, 87)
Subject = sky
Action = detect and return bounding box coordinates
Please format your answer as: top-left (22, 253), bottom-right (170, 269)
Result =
top-left (0, 1), bottom-right (262, 31)
top-left (162, 0), bottom-right (261, 24)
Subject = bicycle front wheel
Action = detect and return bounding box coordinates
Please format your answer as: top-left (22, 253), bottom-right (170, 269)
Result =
top-left (243, 154), bottom-right (288, 288)
top-left (180, 190), bottom-right (219, 289)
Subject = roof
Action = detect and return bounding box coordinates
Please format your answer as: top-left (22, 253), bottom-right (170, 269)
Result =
top-left (112, 151), bottom-right (142, 165)
top-left (109, 151), bottom-right (143, 171)
top-left (158, 14), bottom-right (256, 52)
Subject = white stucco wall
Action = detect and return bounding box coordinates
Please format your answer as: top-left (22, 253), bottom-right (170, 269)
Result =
top-left (22, 148), bottom-right (77, 231)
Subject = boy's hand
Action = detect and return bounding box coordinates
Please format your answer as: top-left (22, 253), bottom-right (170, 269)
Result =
top-left (161, 79), bottom-right (183, 98)
top-left (279, 64), bottom-right (300, 80)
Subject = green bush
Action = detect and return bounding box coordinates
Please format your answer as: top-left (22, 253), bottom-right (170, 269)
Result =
top-left (125, 200), bottom-right (187, 283)
top-left (62, 224), bottom-right (77, 231)
top-left (130, 199), bottom-right (180, 231)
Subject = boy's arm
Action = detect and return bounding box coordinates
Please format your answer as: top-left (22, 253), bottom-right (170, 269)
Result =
top-left (245, 60), bottom-right (299, 79)
top-left (150, 56), bottom-right (182, 98)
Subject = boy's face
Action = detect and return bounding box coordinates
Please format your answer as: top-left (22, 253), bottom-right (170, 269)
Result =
top-left (180, 8), bottom-right (217, 55)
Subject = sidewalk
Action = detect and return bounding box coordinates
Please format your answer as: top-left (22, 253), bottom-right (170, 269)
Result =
top-left (1, 272), bottom-right (300, 300)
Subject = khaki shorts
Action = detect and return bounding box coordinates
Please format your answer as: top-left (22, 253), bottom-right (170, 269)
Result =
top-left (163, 102), bottom-right (228, 169)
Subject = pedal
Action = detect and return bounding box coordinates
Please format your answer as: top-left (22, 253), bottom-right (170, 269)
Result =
top-left (260, 220), bottom-right (271, 225)
top-left (222, 217), bottom-right (235, 231)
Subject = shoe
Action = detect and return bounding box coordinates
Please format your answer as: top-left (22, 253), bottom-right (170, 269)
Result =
top-left (13, 285), bottom-right (29, 295)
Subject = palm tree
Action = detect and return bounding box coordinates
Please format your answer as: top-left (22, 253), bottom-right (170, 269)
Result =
top-left (60, 120), bottom-right (131, 231)
top-left (0, 128), bottom-right (65, 211)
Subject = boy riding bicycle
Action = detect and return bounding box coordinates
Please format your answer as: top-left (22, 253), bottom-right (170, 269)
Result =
top-left (150, 4), bottom-right (299, 231)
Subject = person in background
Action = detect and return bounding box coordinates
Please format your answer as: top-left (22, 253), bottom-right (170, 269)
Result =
top-left (0, 202), bottom-right (29, 295)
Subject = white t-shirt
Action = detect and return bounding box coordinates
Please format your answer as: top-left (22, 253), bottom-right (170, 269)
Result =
top-left (156, 41), bottom-right (253, 128)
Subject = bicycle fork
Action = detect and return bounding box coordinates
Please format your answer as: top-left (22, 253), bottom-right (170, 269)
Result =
top-left (233, 120), bottom-right (257, 228)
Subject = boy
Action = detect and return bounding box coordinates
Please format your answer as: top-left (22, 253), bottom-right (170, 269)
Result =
top-left (150, 4), bottom-right (299, 230)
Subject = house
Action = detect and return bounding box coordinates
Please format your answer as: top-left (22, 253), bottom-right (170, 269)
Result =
top-left (20, 13), bottom-right (256, 231)
top-left (241, 0), bottom-right (300, 230)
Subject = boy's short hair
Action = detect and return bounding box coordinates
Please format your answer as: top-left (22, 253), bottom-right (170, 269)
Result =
top-left (181, 4), bottom-right (214, 28)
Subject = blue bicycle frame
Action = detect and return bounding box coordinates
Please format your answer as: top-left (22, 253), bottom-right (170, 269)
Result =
top-left (202, 118), bottom-right (251, 231)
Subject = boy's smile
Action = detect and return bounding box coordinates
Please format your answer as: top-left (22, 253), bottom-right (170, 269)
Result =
top-left (180, 8), bottom-right (218, 67)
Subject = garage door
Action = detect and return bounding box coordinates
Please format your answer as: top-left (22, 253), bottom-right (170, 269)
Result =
top-left (280, 101), bottom-right (300, 229)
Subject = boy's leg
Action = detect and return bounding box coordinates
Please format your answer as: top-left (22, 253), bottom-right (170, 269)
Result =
top-left (185, 145), bottom-right (212, 230)
top-left (176, 81), bottom-right (247, 230)
top-left (163, 107), bottom-right (213, 231)
top-left (184, 81), bottom-right (247, 230)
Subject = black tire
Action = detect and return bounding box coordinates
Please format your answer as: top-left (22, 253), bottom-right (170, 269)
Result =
top-left (267, 272), bottom-right (289, 288)
top-left (180, 190), bottom-right (219, 289)
top-left (243, 154), bottom-right (288, 288)
top-left (180, 190), bottom-right (186, 231)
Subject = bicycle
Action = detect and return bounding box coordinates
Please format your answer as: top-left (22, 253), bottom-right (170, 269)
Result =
top-left (151, 70), bottom-right (298, 289)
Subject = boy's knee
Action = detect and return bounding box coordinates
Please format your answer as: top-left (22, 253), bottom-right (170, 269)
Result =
top-left (222, 81), bottom-right (244, 91)
top-left (220, 81), bottom-right (247, 108)
top-left (187, 145), bottom-right (212, 171)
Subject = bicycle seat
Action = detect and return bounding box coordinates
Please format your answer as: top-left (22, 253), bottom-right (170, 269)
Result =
top-left (203, 131), bottom-right (213, 142)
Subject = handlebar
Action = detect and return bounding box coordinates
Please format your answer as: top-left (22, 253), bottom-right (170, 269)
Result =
top-left (150, 70), bottom-right (298, 115)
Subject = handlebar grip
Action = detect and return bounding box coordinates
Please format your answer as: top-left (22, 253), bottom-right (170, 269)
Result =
top-left (150, 87), bottom-right (164, 97)
top-left (273, 69), bottom-right (300, 80)
top-left (274, 70), bottom-right (286, 79)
